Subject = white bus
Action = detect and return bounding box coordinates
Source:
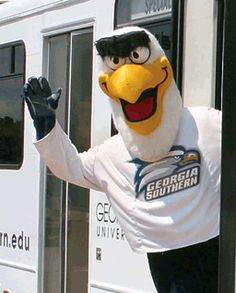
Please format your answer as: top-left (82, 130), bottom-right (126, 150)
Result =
top-left (0, 0), bottom-right (235, 292)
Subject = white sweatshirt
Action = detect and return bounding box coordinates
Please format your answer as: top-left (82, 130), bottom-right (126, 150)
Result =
top-left (35, 107), bottom-right (221, 253)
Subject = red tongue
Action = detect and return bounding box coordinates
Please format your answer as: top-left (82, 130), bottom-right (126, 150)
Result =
top-left (124, 96), bottom-right (154, 121)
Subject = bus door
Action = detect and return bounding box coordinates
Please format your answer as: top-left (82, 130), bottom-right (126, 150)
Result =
top-left (44, 27), bottom-right (93, 293)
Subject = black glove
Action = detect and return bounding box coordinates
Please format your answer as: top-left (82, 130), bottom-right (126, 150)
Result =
top-left (24, 77), bottom-right (61, 140)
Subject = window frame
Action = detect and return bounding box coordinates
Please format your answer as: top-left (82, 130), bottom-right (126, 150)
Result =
top-left (114, 0), bottom-right (185, 92)
top-left (43, 27), bottom-right (93, 293)
top-left (44, 32), bottom-right (70, 293)
top-left (0, 40), bottom-right (25, 170)
top-left (66, 28), bottom-right (93, 293)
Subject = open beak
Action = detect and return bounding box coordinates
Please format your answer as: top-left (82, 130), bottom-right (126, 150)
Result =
top-left (99, 56), bottom-right (173, 135)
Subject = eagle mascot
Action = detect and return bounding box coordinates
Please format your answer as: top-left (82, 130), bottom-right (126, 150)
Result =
top-left (24, 26), bottom-right (221, 292)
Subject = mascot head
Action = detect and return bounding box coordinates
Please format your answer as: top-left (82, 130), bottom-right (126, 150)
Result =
top-left (96, 26), bottom-right (182, 162)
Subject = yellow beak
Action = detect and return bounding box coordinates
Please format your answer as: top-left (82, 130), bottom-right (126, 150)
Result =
top-left (99, 56), bottom-right (173, 135)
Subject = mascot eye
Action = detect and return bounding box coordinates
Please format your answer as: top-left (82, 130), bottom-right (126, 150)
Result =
top-left (129, 46), bottom-right (150, 64)
top-left (104, 56), bottom-right (126, 70)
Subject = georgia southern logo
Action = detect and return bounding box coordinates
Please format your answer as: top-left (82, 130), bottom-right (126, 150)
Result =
top-left (132, 146), bottom-right (201, 201)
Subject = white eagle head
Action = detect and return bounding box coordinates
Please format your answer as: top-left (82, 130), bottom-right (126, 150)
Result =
top-left (96, 26), bottom-right (182, 162)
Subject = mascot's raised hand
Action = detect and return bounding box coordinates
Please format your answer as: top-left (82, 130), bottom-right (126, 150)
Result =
top-left (24, 77), bottom-right (61, 140)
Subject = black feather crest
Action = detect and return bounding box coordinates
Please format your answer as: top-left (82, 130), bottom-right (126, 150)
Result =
top-left (95, 30), bottom-right (150, 58)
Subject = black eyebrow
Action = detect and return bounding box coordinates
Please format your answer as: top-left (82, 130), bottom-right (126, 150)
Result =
top-left (95, 30), bottom-right (150, 58)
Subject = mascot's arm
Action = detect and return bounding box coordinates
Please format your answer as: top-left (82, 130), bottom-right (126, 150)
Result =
top-left (24, 77), bottom-right (102, 191)
top-left (34, 122), bottom-right (101, 191)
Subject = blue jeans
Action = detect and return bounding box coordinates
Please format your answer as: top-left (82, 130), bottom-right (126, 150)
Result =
top-left (147, 237), bottom-right (219, 293)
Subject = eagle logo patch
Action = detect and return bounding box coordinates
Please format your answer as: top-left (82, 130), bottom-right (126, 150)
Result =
top-left (132, 146), bottom-right (201, 201)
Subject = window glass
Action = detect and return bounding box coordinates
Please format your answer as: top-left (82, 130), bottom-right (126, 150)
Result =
top-left (0, 42), bottom-right (25, 168)
top-left (48, 35), bottom-right (70, 130)
top-left (115, 0), bottom-right (185, 88)
top-left (15, 45), bottom-right (25, 74)
top-left (67, 29), bottom-right (93, 293)
top-left (116, 0), bottom-right (172, 27)
top-left (0, 47), bottom-right (11, 76)
top-left (44, 174), bottom-right (64, 293)
top-left (44, 29), bottom-right (92, 293)
top-left (44, 34), bottom-right (69, 293)
top-left (145, 21), bottom-right (172, 63)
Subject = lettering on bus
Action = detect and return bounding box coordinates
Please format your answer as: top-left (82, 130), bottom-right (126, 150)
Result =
top-left (0, 231), bottom-right (30, 252)
top-left (95, 202), bottom-right (125, 241)
top-left (96, 202), bottom-right (117, 223)
top-left (145, 0), bottom-right (172, 15)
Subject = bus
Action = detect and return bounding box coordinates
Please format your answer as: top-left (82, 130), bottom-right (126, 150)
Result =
top-left (0, 0), bottom-right (235, 292)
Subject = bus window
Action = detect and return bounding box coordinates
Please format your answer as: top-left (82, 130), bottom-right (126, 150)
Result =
top-left (115, 0), bottom-right (184, 89)
top-left (44, 34), bottom-right (70, 293)
top-left (67, 28), bottom-right (93, 293)
top-left (0, 42), bottom-right (25, 169)
top-left (44, 28), bottom-right (93, 293)
top-left (116, 0), bottom-right (172, 59)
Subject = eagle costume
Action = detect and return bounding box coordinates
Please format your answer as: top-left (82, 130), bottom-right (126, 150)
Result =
top-left (24, 27), bottom-right (221, 292)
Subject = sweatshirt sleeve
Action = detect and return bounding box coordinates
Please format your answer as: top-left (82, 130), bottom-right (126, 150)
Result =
top-left (34, 121), bottom-right (102, 191)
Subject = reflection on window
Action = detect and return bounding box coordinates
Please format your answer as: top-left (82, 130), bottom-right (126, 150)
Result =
top-left (67, 29), bottom-right (93, 293)
top-left (0, 42), bottom-right (25, 168)
top-left (44, 34), bottom-right (69, 293)
top-left (44, 29), bottom-right (93, 293)
top-left (144, 22), bottom-right (172, 63)
top-left (116, 0), bottom-right (172, 27)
